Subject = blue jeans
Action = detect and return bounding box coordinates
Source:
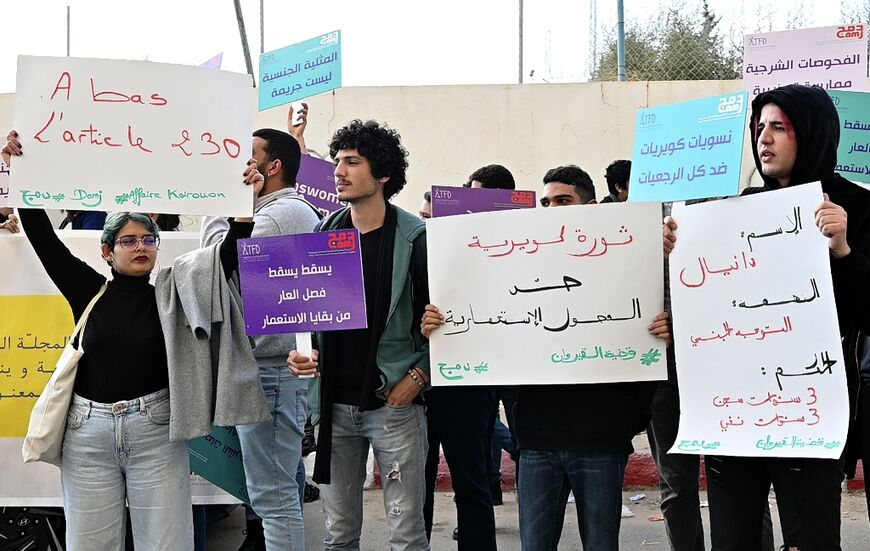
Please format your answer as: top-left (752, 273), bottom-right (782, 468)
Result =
top-left (518, 449), bottom-right (627, 551)
top-left (491, 416), bottom-right (518, 477)
top-left (320, 403), bottom-right (430, 551)
top-left (61, 388), bottom-right (193, 551)
top-left (237, 364), bottom-right (308, 551)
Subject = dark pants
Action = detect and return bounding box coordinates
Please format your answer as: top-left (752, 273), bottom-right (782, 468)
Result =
top-left (647, 380), bottom-right (706, 551)
top-left (424, 387), bottom-right (498, 551)
top-left (649, 379), bottom-right (776, 551)
top-left (856, 380), bottom-right (870, 523)
top-left (706, 455), bottom-right (844, 551)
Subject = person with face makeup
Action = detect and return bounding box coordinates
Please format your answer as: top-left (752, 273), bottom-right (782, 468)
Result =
top-left (1, 130), bottom-right (264, 551)
top-left (663, 85), bottom-right (870, 551)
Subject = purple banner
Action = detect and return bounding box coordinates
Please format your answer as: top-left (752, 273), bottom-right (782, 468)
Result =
top-left (430, 185), bottom-right (537, 217)
top-left (238, 230), bottom-right (367, 335)
top-left (297, 155), bottom-right (345, 217)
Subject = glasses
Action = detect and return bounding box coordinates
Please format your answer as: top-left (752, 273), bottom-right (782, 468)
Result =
top-left (114, 235), bottom-right (160, 250)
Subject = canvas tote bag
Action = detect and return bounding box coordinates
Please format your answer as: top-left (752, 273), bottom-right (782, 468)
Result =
top-left (22, 283), bottom-right (107, 466)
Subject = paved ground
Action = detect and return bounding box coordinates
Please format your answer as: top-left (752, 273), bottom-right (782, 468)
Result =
top-left (207, 488), bottom-right (869, 550)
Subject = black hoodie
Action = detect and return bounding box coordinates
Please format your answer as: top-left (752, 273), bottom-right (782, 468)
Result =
top-left (745, 85), bottom-right (870, 476)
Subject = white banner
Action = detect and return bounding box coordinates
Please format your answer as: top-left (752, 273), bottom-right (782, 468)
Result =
top-left (744, 25), bottom-right (870, 97)
top-left (0, 161), bottom-right (8, 207)
top-left (10, 56), bottom-right (254, 217)
top-left (427, 203), bottom-right (667, 386)
top-left (669, 184), bottom-right (848, 458)
top-left (0, 229), bottom-right (238, 505)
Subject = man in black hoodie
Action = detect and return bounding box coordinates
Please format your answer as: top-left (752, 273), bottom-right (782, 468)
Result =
top-left (664, 84), bottom-right (870, 551)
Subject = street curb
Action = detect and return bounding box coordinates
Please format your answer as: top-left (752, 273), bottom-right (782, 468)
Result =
top-left (392, 452), bottom-right (867, 492)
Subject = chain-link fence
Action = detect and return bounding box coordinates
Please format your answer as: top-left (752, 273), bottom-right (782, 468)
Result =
top-left (590, 0), bottom-right (870, 82)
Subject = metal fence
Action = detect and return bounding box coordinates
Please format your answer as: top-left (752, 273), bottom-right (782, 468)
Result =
top-left (589, 0), bottom-right (870, 82)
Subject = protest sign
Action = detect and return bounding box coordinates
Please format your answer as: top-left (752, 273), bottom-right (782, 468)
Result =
top-left (200, 52), bottom-right (224, 70)
top-left (744, 25), bottom-right (870, 97)
top-left (10, 55), bottom-right (253, 217)
top-left (427, 202), bottom-right (666, 386)
top-left (0, 162), bottom-right (8, 207)
top-left (430, 186), bottom-right (536, 217)
top-left (297, 154), bottom-right (344, 217)
top-left (0, 230), bottom-right (239, 504)
top-left (259, 31), bottom-right (342, 111)
top-left (628, 92), bottom-right (749, 202)
top-left (628, 93), bottom-right (747, 203)
top-left (829, 90), bottom-right (870, 187)
top-left (238, 230), bottom-right (366, 335)
top-left (669, 184), bottom-right (847, 458)
top-left (188, 426), bottom-right (249, 503)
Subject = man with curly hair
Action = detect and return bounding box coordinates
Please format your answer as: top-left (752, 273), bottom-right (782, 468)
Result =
top-left (288, 119), bottom-right (431, 550)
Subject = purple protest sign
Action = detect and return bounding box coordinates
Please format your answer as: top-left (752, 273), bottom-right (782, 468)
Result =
top-left (430, 185), bottom-right (537, 217)
top-left (297, 155), bottom-right (345, 216)
top-left (238, 229), bottom-right (367, 335)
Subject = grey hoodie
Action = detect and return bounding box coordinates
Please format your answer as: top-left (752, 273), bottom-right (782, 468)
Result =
top-left (201, 186), bottom-right (321, 365)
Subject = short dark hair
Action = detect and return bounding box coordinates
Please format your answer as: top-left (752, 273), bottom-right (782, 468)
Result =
top-left (467, 164), bottom-right (515, 189)
top-left (154, 214), bottom-right (181, 231)
top-left (604, 160), bottom-right (631, 195)
top-left (424, 191), bottom-right (431, 203)
top-left (100, 212), bottom-right (159, 248)
top-left (253, 128), bottom-right (302, 187)
top-left (543, 165), bottom-right (596, 204)
top-left (328, 119), bottom-right (409, 199)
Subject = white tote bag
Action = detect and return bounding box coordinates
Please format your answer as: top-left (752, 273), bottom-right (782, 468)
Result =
top-left (22, 284), bottom-right (107, 466)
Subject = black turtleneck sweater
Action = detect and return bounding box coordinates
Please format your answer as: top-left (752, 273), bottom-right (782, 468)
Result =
top-left (19, 209), bottom-right (252, 403)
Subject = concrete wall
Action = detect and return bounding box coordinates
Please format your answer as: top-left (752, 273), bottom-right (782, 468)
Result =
top-left (0, 79), bottom-right (759, 220)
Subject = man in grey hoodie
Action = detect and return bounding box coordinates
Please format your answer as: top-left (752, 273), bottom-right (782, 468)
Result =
top-left (201, 128), bottom-right (320, 551)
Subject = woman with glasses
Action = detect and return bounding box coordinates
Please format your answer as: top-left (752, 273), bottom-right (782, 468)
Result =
top-left (2, 130), bottom-right (262, 551)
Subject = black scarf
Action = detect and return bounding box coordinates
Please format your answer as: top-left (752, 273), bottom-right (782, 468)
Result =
top-left (313, 204), bottom-right (397, 484)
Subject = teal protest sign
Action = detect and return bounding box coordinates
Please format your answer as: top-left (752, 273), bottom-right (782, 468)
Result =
top-left (628, 92), bottom-right (748, 203)
top-left (830, 90), bottom-right (870, 185)
top-left (259, 31), bottom-right (341, 111)
top-left (188, 426), bottom-right (249, 503)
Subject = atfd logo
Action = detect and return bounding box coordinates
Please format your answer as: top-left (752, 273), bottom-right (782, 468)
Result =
top-left (747, 36), bottom-right (767, 47)
top-left (433, 188), bottom-right (451, 199)
top-left (510, 191), bottom-right (535, 207)
top-left (639, 112), bottom-right (657, 126)
top-left (328, 231), bottom-right (357, 251)
top-left (837, 25), bottom-right (864, 39)
top-left (241, 242), bottom-right (261, 256)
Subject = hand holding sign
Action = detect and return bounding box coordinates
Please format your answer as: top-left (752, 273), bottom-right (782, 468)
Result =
top-left (2, 130), bottom-right (22, 166)
top-left (288, 349), bottom-right (319, 378)
top-left (815, 193), bottom-right (850, 258)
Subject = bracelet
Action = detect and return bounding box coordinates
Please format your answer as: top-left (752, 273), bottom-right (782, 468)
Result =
top-left (407, 369), bottom-right (425, 388)
top-left (412, 366), bottom-right (430, 384)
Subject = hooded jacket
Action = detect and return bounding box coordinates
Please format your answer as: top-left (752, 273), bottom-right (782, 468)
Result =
top-left (745, 85), bottom-right (870, 475)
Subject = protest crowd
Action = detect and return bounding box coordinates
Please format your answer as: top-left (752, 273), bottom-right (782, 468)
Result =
top-left (2, 20), bottom-right (870, 551)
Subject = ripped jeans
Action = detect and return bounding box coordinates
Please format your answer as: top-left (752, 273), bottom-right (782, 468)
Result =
top-left (319, 403), bottom-right (430, 551)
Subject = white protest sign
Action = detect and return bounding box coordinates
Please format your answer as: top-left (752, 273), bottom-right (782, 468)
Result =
top-left (0, 230), bottom-right (237, 505)
top-left (744, 25), bottom-right (870, 97)
top-left (10, 56), bottom-right (254, 217)
top-left (427, 203), bottom-right (667, 386)
top-left (0, 162), bottom-right (9, 207)
top-left (669, 184), bottom-right (847, 458)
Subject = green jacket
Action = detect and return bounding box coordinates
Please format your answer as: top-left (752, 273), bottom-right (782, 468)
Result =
top-left (308, 206), bottom-right (428, 424)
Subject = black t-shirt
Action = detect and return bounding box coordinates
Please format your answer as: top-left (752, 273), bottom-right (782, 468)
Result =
top-left (333, 227), bottom-right (386, 406)
top-left (17, 208), bottom-right (250, 403)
